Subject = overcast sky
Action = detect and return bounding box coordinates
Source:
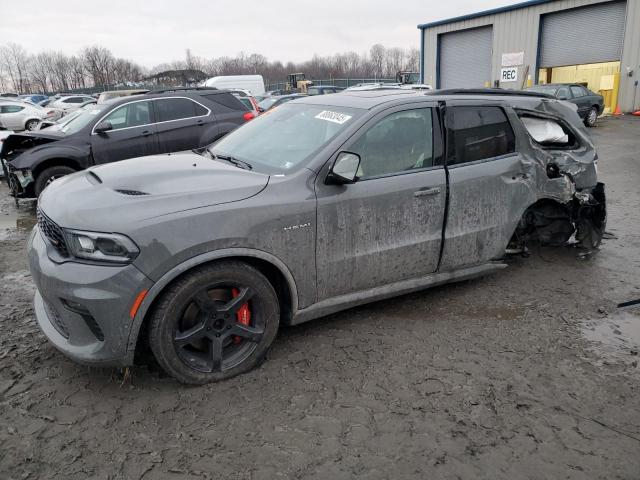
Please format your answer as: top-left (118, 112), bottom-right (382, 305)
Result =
top-left (2, 1), bottom-right (511, 66)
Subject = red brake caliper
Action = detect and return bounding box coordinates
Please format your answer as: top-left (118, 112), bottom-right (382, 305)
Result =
top-left (232, 288), bottom-right (251, 344)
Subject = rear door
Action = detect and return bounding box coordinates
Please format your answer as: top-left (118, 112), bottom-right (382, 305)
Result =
top-left (570, 85), bottom-right (591, 118)
top-left (0, 105), bottom-right (26, 130)
top-left (439, 102), bottom-right (536, 270)
top-left (91, 99), bottom-right (160, 164)
top-left (152, 97), bottom-right (211, 152)
top-left (315, 104), bottom-right (446, 300)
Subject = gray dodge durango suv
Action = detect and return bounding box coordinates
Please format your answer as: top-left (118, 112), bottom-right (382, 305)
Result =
top-left (28, 89), bottom-right (606, 384)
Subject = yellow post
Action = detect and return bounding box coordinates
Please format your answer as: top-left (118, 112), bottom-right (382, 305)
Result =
top-left (484, 81), bottom-right (491, 88)
top-left (527, 75), bottom-right (533, 88)
top-left (611, 72), bottom-right (621, 113)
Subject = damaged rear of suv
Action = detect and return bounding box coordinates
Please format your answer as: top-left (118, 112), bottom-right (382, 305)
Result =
top-left (506, 96), bottom-right (605, 253)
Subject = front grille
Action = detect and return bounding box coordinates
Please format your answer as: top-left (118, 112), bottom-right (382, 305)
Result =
top-left (44, 301), bottom-right (69, 339)
top-left (37, 208), bottom-right (69, 257)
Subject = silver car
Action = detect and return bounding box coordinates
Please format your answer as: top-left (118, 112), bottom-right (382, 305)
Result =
top-left (27, 90), bottom-right (606, 384)
top-left (49, 95), bottom-right (96, 115)
top-left (0, 100), bottom-right (51, 131)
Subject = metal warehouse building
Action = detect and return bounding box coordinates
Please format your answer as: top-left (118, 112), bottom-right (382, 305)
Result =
top-left (418, 0), bottom-right (640, 112)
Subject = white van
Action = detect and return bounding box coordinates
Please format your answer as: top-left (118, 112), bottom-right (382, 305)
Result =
top-left (203, 75), bottom-right (265, 95)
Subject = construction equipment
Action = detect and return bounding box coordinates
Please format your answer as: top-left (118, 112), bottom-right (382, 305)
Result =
top-left (286, 73), bottom-right (313, 93)
top-left (396, 71), bottom-right (420, 85)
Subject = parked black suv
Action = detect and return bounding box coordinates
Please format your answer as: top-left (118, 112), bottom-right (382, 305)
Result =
top-left (1, 87), bottom-right (252, 197)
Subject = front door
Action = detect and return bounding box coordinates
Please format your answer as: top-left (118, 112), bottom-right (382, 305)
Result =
top-left (315, 105), bottom-right (446, 300)
top-left (91, 99), bottom-right (160, 164)
top-left (439, 103), bottom-right (536, 270)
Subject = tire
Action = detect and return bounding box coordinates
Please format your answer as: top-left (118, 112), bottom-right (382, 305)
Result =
top-left (148, 261), bottom-right (280, 384)
top-left (584, 106), bottom-right (598, 127)
top-left (24, 119), bottom-right (40, 131)
top-left (34, 165), bottom-right (76, 196)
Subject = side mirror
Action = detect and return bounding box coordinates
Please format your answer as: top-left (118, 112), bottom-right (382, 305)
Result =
top-left (257, 107), bottom-right (265, 113)
top-left (326, 152), bottom-right (360, 185)
top-left (94, 120), bottom-right (113, 134)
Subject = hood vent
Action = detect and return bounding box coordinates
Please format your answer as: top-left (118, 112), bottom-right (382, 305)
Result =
top-left (114, 189), bottom-right (150, 196)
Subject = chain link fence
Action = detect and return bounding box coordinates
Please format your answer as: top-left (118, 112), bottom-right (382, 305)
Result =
top-left (265, 78), bottom-right (396, 91)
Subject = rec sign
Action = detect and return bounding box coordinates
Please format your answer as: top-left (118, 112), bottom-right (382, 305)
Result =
top-left (500, 67), bottom-right (518, 82)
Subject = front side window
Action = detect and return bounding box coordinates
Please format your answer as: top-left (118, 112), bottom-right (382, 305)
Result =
top-left (349, 109), bottom-right (433, 179)
top-left (103, 101), bottom-right (151, 130)
top-left (556, 87), bottom-right (571, 100)
top-left (154, 98), bottom-right (206, 122)
top-left (447, 106), bottom-right (515, 166)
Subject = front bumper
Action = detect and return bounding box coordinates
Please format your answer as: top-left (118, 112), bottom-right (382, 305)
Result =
top-left (2, 160), bottom-right (33, 197)
top-left (28, 227), bottom-right (153, 366)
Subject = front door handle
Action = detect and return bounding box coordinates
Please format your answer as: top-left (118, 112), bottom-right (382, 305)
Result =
top-left (141, 130), bottom-right (154, 137)
top-left (414, 187), bottom-right (441, 198)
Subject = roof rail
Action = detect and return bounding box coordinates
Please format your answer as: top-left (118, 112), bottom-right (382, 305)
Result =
top-left (150, 86), bottom-right (218, 94)
top-left (425, 88), bottom-right (555, 99)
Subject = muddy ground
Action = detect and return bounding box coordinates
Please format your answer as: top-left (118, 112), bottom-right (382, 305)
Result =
top-left (1, 117), bottom-right (639, 480)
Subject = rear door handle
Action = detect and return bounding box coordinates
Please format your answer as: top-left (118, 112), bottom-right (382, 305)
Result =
top-left (141, 130), bottom-right (154, 136)
top-left (414, 187), bottom-right (441, 198)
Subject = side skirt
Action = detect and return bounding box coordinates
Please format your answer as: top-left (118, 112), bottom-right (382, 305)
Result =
top-left (291, 262), bottom-right (507, 325)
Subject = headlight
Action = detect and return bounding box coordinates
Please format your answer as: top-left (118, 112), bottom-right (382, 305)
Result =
top-left (65, 229), bottom-right (139, 264)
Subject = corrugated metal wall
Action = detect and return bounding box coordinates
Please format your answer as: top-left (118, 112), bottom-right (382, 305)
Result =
top-left (420, 0), bottom-right (640, 111)
top-left (439, 27), bottom-right (493, 88)
top-left (540, 1), bottom-right (626, 67)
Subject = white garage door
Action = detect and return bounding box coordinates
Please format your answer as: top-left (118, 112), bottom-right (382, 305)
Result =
top-left (540, 1), bottom-right (627, 67)
top-left (439, 26), bottom-right (493, 89)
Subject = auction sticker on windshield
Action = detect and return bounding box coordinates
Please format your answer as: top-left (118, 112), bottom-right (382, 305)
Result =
top-left (315, 110), bottom-right (352, 124)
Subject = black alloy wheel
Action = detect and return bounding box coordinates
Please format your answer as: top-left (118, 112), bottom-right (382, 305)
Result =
top-left (149, 261), bottom-right (280, 384)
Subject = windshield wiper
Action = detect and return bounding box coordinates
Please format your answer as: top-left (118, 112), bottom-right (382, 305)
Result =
top-left (209, 151), bottom-right (253, 170)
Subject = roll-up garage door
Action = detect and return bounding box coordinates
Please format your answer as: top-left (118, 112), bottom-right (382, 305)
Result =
top-left (540, 1), bottom-right (627, 67)
top-left (439, 26), bottom-right (493, 89)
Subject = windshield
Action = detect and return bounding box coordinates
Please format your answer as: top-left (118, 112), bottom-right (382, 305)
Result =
top-left (257, 97), bottom-right (279, 111)
top-left (209, 103), bottom-right (363, 174)
top-left (527, 85), bottom-right (559, 96)
top-left (60, 104), bottom-right (109, 134)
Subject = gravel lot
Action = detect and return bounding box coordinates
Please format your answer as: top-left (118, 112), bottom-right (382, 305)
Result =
top-left (1, 116), bottom-right (639, 480)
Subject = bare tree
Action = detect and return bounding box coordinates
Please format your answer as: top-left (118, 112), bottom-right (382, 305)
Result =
top-left (0, 43), bottom-right (30, 92)
top-left (29, 52), bottom-right (51, 93)
top-left (369, 44), bottom-right (386, 79)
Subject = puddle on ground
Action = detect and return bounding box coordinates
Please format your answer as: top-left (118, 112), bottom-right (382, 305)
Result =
top-left (582, 310), bottom-right (640, 366)
top-left (0, 205), bottom-right (37, 240)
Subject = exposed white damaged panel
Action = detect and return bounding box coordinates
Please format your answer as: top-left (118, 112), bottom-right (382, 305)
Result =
top-left (521, 117), bottom-right (568, 144)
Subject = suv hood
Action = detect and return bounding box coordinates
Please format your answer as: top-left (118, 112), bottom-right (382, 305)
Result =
top-left (39, 152), bottom-right (269, 231)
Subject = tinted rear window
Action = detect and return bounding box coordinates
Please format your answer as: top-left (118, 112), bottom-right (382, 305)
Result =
top-left (447, 106), bottom-right (515, 165)
top-left (155, 98), bottom-right (206, 122)
top-left (201, 93), bottom-right (248, 113)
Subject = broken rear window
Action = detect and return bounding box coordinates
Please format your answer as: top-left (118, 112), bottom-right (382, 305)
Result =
top-left (519, 115), bottom-right (577, 148)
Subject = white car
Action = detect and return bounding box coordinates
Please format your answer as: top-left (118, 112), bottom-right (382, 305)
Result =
top-left (0, 100), bottom-right (54, 131)
top-left (49, 95), bottom-right (96, 114)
